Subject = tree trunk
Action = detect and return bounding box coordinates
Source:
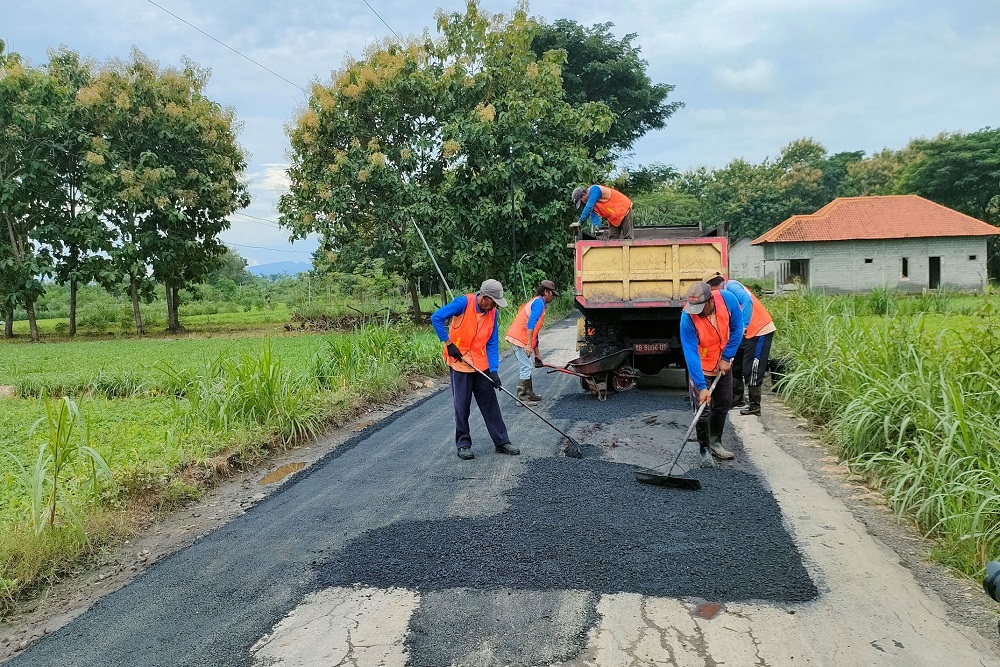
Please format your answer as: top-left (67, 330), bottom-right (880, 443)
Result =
top-left (4, 305), bottom-right (13, 338)
top-left (25, 299), bottom-right (39, 342)
top-left (69, 277), bottom-right (78, 337)
top-left (129, 278), bottom-right (145, 337)
top-left (166, 284), bottom-right (183, 332)
top-left (408, 277), bottom-right (422, 324)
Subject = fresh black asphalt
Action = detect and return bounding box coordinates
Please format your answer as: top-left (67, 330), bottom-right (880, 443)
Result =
top-left (7, 319), bottom-right (816, 667)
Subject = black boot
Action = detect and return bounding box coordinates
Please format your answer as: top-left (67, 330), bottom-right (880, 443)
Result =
top-left (740, 386), bottom-right (761, 416)
top-left (696, 421), bottom-right (713, 468)
top-left (708, 413), bottom-right (734, 459)
top-left (732, 376), bottom-right (746, 407)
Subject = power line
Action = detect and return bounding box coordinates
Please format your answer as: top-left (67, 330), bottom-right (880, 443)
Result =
top-left (225, 241), bottom-right (313, 255)
top-left (361, 0), bottom-right (402, 41)
top-left (232, 212), bottom-right (281, 229)
top-left (144, 0), bottom-right (307, 94)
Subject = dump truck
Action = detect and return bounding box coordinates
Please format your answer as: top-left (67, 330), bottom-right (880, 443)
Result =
top-left (569, 225), bottom-right (728, 397)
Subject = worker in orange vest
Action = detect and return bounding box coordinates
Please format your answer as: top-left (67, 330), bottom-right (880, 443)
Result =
top-left (705, 271), bottom-right (776, 417)
top-left (680, 282), bottom-right (743, 467)
top-left (571, 184), bottom-right (634, 240)
top-left (504, 279), bottom-right (559, 405)
top-left (431, 279), bottom-right (520, 461)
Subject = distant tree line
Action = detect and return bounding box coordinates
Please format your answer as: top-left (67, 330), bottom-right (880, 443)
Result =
top-left (623, 130), bottom-right (1000, 277)
top-left (0, 40), bottom-right (249, 340)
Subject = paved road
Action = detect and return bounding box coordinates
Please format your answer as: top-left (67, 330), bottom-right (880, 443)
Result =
top-left (8, 318), bottom-right (1000, 666)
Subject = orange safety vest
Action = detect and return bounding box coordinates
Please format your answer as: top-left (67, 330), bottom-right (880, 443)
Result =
top-left (744, 291), bottom-right (774, 339)
top-left (443, 294), bottom-right (496, 373)
top-left (505, 296), bottom-right (546, 349)
top-left (692, 291), bottom-right (731, 373)
top-left (592, 186), bottom-right (633, 227)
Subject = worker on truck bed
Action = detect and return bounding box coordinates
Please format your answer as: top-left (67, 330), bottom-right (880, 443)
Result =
top-left (571, 184), bottom-right (634, 240)
top-left (680, 281), bottom-right (743, 467)
top-left (505, 279), bottom-right (559, 405)
top-left (432, 279), bottom-right (520, 461)
top-left (704, 271), bottom-right (776, 417)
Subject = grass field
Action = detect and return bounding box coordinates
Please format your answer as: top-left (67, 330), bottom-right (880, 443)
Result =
top-left (767, 289), bottom-right (1000, 579)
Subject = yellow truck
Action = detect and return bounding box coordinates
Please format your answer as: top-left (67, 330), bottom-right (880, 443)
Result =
top-left (570, 226), bottom-right (728, 396)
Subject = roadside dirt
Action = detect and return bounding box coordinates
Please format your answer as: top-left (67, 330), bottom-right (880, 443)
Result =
top-left (756, 387), bottom-right (1000, 647)
top-left (0, 379), bottom-right (442, 661)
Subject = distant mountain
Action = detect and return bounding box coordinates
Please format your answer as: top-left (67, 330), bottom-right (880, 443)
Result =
top-left (247, 261), bottom-right (311, 277)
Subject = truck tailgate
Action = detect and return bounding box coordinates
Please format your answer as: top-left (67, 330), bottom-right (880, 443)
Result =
top-left (575, 238), bottom-right (727, 307)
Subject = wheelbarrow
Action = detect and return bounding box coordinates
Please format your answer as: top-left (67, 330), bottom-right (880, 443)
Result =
top-left (543, 349), bottom-right (639, 400)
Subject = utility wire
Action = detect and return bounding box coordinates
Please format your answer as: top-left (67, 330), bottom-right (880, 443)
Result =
top-left (225, 241), bottom-right (313, 255)
top-left (233, 212), bottom-right (281, 229)
top-left (361, 0), bottom-right (402, 41)
top-left (144, 0), bottom-right (307, 94)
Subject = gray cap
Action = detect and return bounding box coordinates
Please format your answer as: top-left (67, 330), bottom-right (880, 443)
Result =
top-left (684, 282), bottom-right (712, 315)
top-left (479, 279), bottom-right (507, 307)
top-left (572, 186), bottom-right (587, 209)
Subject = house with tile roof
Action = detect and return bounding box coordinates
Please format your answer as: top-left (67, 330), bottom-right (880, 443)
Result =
top-left (731, 195), bottom-right (999, 293)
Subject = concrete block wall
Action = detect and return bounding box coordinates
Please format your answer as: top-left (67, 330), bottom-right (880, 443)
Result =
top-left (761, 237), bottom-right (989, 293)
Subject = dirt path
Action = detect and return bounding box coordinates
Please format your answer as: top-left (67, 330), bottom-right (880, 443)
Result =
top-left (3, 317), bottom-right (999, 666)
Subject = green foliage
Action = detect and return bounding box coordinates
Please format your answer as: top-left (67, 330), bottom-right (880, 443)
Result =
top-left (280, 1), bottom-right (614, 302)
top-left (769, 292), bottom-right (1000, 576)
top-left (530, 20), bottom-right (682, 160)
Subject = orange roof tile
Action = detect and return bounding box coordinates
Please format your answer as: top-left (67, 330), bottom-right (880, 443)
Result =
top-left (751, 195), bottom-right (1000, 245)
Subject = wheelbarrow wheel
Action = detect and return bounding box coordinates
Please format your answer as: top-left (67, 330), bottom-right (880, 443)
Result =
top-left (613, 366), bottom-right (638, 392)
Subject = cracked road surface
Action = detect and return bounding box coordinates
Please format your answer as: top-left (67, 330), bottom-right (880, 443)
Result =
top-left (7, 318), bottom-right (1000, 667)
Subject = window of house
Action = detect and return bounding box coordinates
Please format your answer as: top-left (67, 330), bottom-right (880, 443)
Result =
top-left (901, 257), bottom-right (909, 278)
top-left (864, 258), bottom-right (873, 264)
top-left (969, 255), bottom-right (977, 260)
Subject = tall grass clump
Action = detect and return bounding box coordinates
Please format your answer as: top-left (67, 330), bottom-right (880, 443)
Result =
top-left (164, 340), bottom-right (320, 447)
top-left (770, 291), bottom-right (1000, 576)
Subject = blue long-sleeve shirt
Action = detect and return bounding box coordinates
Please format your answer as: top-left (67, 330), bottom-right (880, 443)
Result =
top-left (431, 294), bottom-right (500, 372)
top-left (525, 297), bottom-right (546, 346)
top-left (578, 184), bottom-right (604, 232)
top-left (680, 290), bottom-right (743, 391)
top-left (722, 280), bottom-right (753, 335)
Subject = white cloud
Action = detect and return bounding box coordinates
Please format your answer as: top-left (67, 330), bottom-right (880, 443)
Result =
top-left (713, 60), bottom-right (778, 94)
top-left (253, 163), bottom-right (291, 194)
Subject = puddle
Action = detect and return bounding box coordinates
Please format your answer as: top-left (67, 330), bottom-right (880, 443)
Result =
top-left (258, 462), bottom-right (307, 485)
top-left (691, 601), bottom-right (724, 620)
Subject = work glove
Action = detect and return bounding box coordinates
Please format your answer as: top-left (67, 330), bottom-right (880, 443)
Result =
top-left (489, 371), bottom-right (502, 390)
top-left (446, 343), bottom-right (463, 361)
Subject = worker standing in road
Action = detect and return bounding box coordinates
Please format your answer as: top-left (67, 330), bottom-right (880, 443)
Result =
top-left (571, 184), bottom-right (634, 240)
top-left (432, 279), bottom-right (520, 461)
top-left (505, 279), bottom-right (559, 405)
top-left (680, 281), bottom-right (743, 467)
top-left (704, 271), bottom-right (776, 417)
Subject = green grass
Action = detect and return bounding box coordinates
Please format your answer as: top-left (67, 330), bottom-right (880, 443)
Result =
top-left (768, 290), bottom-right (1000, 578)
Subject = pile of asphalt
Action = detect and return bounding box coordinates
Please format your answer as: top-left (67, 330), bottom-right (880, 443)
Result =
top-left (320, 456), bottom-right (817, 602)
top-left (548, 387), bottom-right (689, 423)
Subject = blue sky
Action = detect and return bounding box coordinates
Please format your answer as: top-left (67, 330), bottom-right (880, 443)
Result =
top-left (5, 1), bottom-right (998, 266)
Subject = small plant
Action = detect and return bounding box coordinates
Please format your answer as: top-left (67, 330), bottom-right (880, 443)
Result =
top-left (7, 397), bottom-right (112, 535)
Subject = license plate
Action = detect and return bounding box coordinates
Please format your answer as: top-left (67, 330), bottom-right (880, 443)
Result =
top-left (633, 342), bottom-right (670, 354)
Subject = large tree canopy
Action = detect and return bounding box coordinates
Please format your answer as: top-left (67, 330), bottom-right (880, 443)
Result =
top-left (531, 19), bottom-right (682, 159)
top-left (280, 1), bottom-right (613, 311)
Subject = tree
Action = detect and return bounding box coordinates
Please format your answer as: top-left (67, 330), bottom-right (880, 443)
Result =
top-left (78, 50), bottom-right (248, 334)
top-left (0, 43), bottom-right (59, 341)
top-left (208, 247), bottom-right (254, 286)
top-left (840, 147), bottom-right (913, 197)
top-left (280, 1), bottom-right (612, 314)
top-left (531, 20), bottom-right (682, 159)
top-left (35, 48), bottom-right (107, 337)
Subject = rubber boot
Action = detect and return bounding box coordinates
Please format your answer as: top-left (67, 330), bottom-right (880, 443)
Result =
top-left (696, 421), bottom-right (714, 468)
top-left (524, 377), bottom-right (542, 403)
top-left (516, 380), bottom-right (530, 407)
top-left (740, 386), bottom-right (762, 416)
top-left (732, 376), bottom-right (746, 407)
top-left (708, 413), bottom-right (735, 460)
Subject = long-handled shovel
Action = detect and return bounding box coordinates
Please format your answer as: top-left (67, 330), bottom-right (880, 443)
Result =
top-left (633, 374), bottom-right (723, 490)
top-left (459, 355), bottom-right (585, 458)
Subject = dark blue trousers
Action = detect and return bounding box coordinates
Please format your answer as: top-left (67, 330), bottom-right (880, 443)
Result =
top-left (451, 368), bottom-right (510, 449)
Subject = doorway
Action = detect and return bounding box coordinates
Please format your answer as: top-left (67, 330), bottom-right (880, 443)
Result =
top-left (929, 256), bottom-right (941, 289)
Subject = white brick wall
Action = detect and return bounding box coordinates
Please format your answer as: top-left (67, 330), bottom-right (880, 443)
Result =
top-left (761, 237), bottom-right (989, 293)
top-left (728, 238), bottom-right (765, 279)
